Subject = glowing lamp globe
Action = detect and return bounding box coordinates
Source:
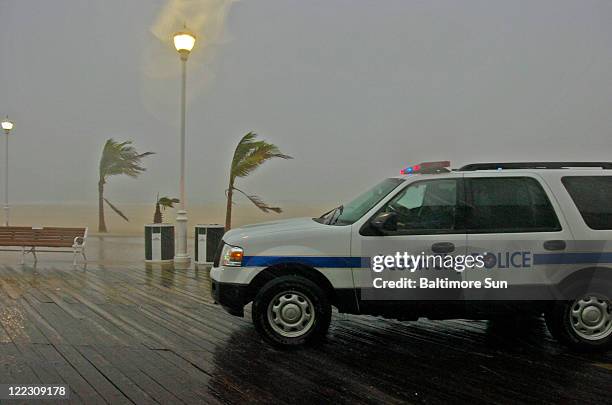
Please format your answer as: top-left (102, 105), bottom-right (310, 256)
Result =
top-left (173, 31), bottom-right (196, 60)
top-left (1, 117), bottom-right (13, 134)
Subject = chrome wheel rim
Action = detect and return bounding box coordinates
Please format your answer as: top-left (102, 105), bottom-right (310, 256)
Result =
top-left (267, 291), bottom-right (315, 338)
top-left (569, 295), bottom-right (612, 341)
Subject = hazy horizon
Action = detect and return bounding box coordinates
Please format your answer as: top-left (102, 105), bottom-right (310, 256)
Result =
top-left (10, 201), bottom-right (331, 234)
top-left (2, 0), bottom-right (612, 206)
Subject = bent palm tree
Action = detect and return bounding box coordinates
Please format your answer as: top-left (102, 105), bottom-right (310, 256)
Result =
top-left (153, 194), bottom-right (180, 224)
top-left (98, 139), bottom-right (154, 232)
top-left (225, 132), bottom-right (292, 230)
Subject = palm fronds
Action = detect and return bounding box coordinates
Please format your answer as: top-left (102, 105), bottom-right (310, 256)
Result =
top-left (233, 188), bottom-right (283, 213)
top-left (225, 132), bottom-right (291, 230)
top-left (104, 198), bottom-right (129, 222)
top-left (98, 138), bottom-right (153, 232)
top-left (99, 139), bottom-right (155, 182)
top-left (230, 132), bottom-right (292, 179)
top-left (158, 197), bottom-right (179, 209)
top-left (153, 195), bottom-right (179, 224)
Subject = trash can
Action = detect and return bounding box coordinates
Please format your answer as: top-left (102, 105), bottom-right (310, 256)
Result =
top-left (195, 224), bottom-right (224, 265)
top-left (145, 224), bottom-right (175, 263)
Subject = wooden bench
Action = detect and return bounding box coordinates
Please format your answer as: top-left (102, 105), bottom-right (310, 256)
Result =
top-left (0, 226), bottom-right (88, 265)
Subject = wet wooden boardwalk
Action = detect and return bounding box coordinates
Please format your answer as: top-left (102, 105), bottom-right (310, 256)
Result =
top-left (0, 237), bottom-right (611, 404)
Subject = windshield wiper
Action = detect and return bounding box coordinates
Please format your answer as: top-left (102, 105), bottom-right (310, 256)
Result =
top-left (328, 205), bottom-right (344, 225)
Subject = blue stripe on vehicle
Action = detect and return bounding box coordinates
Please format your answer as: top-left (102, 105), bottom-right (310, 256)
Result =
top-left (533, 252), bottom-right (612, 265)
top-left (242, 253), bottom-right (612, 269)
top-left (242, 256), bottom-right (364, 268)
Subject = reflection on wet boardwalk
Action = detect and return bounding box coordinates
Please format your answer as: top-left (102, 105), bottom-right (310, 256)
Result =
top-left (0, 237), bottom-right (611, 404)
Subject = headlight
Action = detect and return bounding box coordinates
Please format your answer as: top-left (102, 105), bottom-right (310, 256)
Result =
top-left (221, 244), bottom-right (244, 267)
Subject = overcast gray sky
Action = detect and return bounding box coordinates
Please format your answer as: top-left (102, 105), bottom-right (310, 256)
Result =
top-left (1, 0), bottom-right (611, 205)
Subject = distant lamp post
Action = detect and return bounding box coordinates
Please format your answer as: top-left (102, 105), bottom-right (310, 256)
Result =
top-left (172, 28), bottom-right (196, 265)
top-left (1, 116), bottom-right (14, 226)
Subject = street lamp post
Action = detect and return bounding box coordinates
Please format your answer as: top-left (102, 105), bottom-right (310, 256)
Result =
top-left (173, 29), bottom-right (196, 265)
top-left (1, 116), bottom-right (13, 227)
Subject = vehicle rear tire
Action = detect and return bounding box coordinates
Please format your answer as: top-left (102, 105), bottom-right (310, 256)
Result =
top-left (545, 281), bottom-right (612, 352)
top-left (252, 275), bottom-right (331, 347)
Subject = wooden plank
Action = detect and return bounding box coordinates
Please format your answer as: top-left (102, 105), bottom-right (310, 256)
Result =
top-left (0, 342), bottom-right (42, 385)
top-left (53, 344), bottom-right (132, 405)
top-left (95, 347), bottom-right (180, 404)
top-left (76, 345), bottom-right (157, 404)
top-left (172, 349), bottom-right (275, 404)
top-left (0, 343), bottom-right (14, 383)
top-left (40, 282), bottom-right (163, 349)
top-left (0, 302), bottom-right (49, 344)
top-left (113, 346), bottom-right (220, 404)
top-left (12, 343), bottom-right (83, 404)
top-left (14, 296), bottom-right (64, 346)
top-left (110, 305), bottom-right (205, 351)
top-left (34, 344), bottom-right (106, 404)
top-left (29, 302), bottom-right (112, 347)
top-left (0, 322), bottom-right (12, 343)
top-left (42, 291), bottom-right (86, 320)
top-left (95, 345), bottom-right (181, 404)
top-left (0, 242), bottom-right (76, 247)
top-left (69, 304), bottom-right (144, 348)
top-left (130, 305), bottom-right (221, 352)
top-left (25, 288), bottom-right (55, 304)
top-left (0, 277), bottom-right (22, 299)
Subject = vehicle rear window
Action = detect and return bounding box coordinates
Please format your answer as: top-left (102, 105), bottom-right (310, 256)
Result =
top-left (467, 177), bottom-right (561, 233)
top-left (562, 176), bottom-right (612, 230)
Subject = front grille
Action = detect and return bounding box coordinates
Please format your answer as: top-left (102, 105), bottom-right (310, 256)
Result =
top-left (213, 241), bottom-right (224, 267)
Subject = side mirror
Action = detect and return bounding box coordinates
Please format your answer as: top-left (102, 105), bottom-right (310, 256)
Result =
top-left (370, 211), bottom-right (398, 233)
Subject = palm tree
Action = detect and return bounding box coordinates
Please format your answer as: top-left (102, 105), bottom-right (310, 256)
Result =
top-left (98, 139), bottom-right (154, 232)
top-left (225, 132), bottom-right (292, 230)
top-left (153, 194), bottom-right (180, 223)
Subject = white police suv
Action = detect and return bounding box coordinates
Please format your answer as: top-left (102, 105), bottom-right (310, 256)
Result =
top-left (211, 161), bottom-right (612, 351)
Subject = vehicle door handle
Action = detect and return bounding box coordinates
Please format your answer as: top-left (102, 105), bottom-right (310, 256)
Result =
top-left (431, 242), bottom-right (455, 254)
top-left (543, 240), bottom-right (566, 251)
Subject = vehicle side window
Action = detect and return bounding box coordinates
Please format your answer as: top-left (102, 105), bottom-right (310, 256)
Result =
top-left (562, 176), bottom-right (612, 230)
top-left (378, 179), bottom-right (461, 234)
top-left (466, 177), bottom-right (561, 233)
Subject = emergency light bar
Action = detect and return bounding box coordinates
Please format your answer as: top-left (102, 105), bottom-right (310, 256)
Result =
top-left (400, 161), bottom-right (450, 175)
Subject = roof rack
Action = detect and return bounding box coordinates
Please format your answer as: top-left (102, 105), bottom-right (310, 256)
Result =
top-left (459, 162), bottom-right (612, 171)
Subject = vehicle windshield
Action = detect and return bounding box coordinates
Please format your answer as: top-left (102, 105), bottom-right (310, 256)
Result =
top-left (317, 178), bottom-right (404, 225)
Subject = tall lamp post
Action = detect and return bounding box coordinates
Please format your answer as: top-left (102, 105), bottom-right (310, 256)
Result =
top-left (173, 28), bottom-right (196, 265)
top-left (1, 116), bottom-right (14, 226)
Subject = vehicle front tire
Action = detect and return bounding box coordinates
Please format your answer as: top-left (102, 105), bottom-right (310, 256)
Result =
top-left (252, 275), bottom-right (331, 347)
top-left (545, 282), bottom-right (612, 352)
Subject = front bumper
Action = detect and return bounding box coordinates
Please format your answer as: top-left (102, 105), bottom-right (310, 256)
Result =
top-left (210, 264), bottom-right (264, 317)
top-left (211, 278), bottom-right (249, 317)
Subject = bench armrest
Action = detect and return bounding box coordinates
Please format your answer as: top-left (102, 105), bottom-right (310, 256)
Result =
top-left (73, 228), bottom-right (88, 247)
